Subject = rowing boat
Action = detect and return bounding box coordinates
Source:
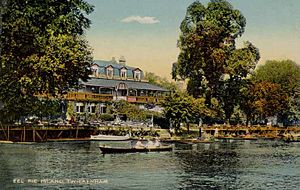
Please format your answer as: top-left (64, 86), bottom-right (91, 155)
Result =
top-left (99, 145), bottom-right (173, 154)
top-left (90, 134), bottom-right (130, 141)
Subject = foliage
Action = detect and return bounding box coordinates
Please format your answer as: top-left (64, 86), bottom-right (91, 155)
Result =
top-left (162, 91), bottom-right (194, 132)
top-left (240, 81), bottom-right (289, 125)
top-left (113, 100), bottom-right (148, 121)
top-left (173, 0), bottom-right (260, 122)
top-left (99, 114), bottom-right (114, 121)
top-left (33, 99), bottom-right (61, 120)
top-left (144, 72), bottom-right (179, 92)
top-left (253, 60), bottom-right (300, 95)
top-left (162, 91), bottom-right (218, 132)
top-left (0, 0), bottom-right (94, 120)
top-left (252, 60), bottom-right (300, 124)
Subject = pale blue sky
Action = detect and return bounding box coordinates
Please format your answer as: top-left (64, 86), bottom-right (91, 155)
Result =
top-left (86, 0), bottom-right (300, 79)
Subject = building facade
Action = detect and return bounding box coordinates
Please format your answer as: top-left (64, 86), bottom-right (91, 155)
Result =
top-left (65, 57), bottom-right (168, 115)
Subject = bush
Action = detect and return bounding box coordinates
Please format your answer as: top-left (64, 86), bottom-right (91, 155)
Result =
top-left (100, 114), bottom-right (114, 121)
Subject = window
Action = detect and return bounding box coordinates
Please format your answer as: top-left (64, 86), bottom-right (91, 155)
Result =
top-left (100, 105), bottom-right (107, 114)
top-left (91, 64), bottom-right (99, 77)
top-left (121, 70), bottom-right (126, 78)
top-left (106, 67), bottom-right (114, 78)
top-left (92, 69), bottom-right (98, 77)
top-left (87, 104), bottom-right (96, 113)
top-left (134, 70), bottom-right (141, 81)
top-left (75, 103), bottom-right (85, 113)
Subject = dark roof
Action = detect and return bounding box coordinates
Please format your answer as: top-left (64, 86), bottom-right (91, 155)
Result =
top-left (81, 78), bottom-right (168, 91)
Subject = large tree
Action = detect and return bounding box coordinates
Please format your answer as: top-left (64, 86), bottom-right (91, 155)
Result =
top-left (240, 81), bottom-right (289, 125)
top-left (252, 60), bottom-right (300, 124)
top-left (173, 0), bottom-right (259, 123)
top-left (0, 0), bottom-right (94, 120)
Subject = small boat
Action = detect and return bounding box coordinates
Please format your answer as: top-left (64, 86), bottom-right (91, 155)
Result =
top-left (90, 134), bottom-right (130, 141)
top-left (99, 145), bottom-right (173, 154)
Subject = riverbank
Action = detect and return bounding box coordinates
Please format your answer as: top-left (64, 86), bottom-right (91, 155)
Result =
top-left (0, 124), bottom-right (299, 143)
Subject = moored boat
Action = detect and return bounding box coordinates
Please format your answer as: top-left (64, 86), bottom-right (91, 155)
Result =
top-left (99, 145), bottom-right (173, 154)
top-left (90, 134), bottom-right (130, 141)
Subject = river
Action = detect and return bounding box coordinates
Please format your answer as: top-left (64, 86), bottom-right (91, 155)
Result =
top-left (0, 140), bottom-right (299, 189)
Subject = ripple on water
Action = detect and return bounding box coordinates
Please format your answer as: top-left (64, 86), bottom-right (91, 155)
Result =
top-left (0, 140), bottom-right (299, 189)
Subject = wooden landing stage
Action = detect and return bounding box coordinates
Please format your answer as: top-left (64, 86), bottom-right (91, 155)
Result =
top-left (0, 125), bottom-right (93, 142)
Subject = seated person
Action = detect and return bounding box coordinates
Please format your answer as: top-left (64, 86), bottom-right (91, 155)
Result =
top-left (135, 139), bottom-right (145, 148)
top-left (153, 138), bottom-right (161, 147)
top-left (146, 139), bottom-right (155, 148)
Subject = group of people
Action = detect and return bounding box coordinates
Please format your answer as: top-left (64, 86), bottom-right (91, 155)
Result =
top-left (135, 138), bottom-right (161, 148)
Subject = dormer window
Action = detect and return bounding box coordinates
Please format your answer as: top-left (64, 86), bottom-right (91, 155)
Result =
top-left (120, 68), bottom-right (127, 79)
top-left (91, 64), bottom-right (99, 77)
top-left (134, 70), bottom-right (141, 81)
top-left (92, 69), bottom-right (98, 77)
top-left (106, 66), bottom-right (113, 78)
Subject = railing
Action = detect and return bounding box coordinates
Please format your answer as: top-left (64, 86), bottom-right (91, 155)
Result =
top-left (65, 92), bottom-right (113, 102)
top-left (65, 92), bottom-right (164, 104)
top-left (128, 96), bottom-right (164, 104)
top-left (37, 92), bottom-right (164, 104)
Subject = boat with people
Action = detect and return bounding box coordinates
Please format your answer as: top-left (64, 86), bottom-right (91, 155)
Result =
top-left (90, 134), bottom-right (130, 141)
top-left (99, 145), bottom-right (173, 154)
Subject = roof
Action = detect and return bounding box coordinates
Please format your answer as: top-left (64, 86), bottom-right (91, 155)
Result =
top-left (94, 60), bottom-right (138, 71)
top-left (81, 78), bottom-right (168, 91)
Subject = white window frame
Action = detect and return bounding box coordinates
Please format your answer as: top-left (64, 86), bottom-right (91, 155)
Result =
top-left (106, 67), bottom-right (114, 78)
top-left (120, 68), bottom-right (127, 79)
top-left (134, 70), bottom-right (141, 81)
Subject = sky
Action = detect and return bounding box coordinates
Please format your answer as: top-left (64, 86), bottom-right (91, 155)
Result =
top-left (85, 0), bottom-right (300, 79)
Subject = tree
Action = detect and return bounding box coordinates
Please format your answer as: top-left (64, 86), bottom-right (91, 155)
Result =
top-left (253, 60), bottom-right (300, 95)
top-left (162, 91), bottom-right (218, 133)
top-left (113, 100), bottom-right (148, 122)
top-left (252, 60), bottom-right (300, 124)
top-left (162, 92), bottom-right (194, 133)
top-left (144, 72), bottom-right (179, 92)
top-left (0, 0), bottom-right (94, 120)
top-left (173, 0), bottom-right (259, 123)
top-left (240, 81), bottom-right (289, 125)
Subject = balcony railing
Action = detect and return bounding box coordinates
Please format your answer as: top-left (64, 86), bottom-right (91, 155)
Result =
top-left (128, 96), bottom-right (164, 104)
top-left (65, 92), bottom-right (164, 104)
top-left (65, 92), bottom-right (113, 102)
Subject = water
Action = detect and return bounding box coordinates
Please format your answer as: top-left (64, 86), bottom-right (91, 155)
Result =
top-left (0, 140), bottom-right (299, 189)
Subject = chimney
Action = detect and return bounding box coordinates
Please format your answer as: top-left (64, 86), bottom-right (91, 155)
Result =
top-left (119, 56), bottom-right (126, 65)
top-left (111, 57), bottom-right (117, 63)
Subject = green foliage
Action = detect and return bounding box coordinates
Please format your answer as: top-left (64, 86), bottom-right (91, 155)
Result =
top-left (113, 100), bottom-right (148, 121)
top-left (252, 60), bottom-right (300, 124)
top-left (0, 0), bottom-right (94, 120)
top-left (144, 72), bottom-right (179, 92)
top-left (162, 91), bottom-right (218, 132)
top-left (173, 0), bottom-right (259, 122)
top-left (253, 60), bottom-right (300, 95)
top-left (162, 91), bottom-right (194, 132)
top-left (33, 99), bottom-right (61, 120)
top-left (99, 114), bottom-right (114, 121)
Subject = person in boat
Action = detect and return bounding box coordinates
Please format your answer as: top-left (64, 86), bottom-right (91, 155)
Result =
top-left (153, 137), bottom-right (161, 147)
top-left (135, 138), bottom-right (145, 148)
top-left (146, 139), bottom-right (155, 148)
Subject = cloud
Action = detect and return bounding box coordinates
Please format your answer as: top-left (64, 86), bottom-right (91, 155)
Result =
top-left (121, 16), bottom-right (160, 24)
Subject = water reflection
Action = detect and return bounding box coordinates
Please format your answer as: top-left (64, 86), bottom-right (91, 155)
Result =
top-left (0, 140), bottom-right (299, 189)
top-left (174, 143), bottom-right (240, 189)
